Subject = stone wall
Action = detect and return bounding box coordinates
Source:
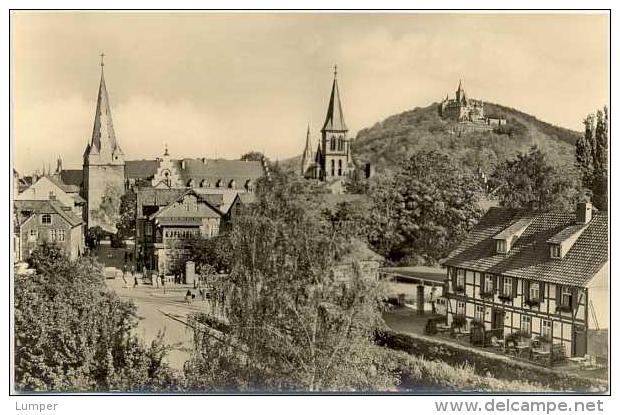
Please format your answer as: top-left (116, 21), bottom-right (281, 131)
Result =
top-left (85, 164), bottom-right (125, 232)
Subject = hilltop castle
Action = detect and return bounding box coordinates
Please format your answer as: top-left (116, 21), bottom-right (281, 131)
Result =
top-left (439, 80), bottom-right (486, 123)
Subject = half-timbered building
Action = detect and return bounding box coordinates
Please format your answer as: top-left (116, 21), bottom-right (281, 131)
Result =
top-left (442, 202), bottom-right (608, 358)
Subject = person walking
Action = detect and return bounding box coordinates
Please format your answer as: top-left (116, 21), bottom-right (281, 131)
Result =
top-left (160, 273), bottom-right (166, 294)
top-left (121, 264), bottom-right (128, 288)
top-left (133, 274), bottom-right (138, 288)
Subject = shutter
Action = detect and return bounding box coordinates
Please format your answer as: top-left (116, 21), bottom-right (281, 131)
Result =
top-left (512, 277), bottom-right (518, 298)
top-left (539, 282), bottom-right (545, 301)
top-left (523, 280), bottom-right (530, 301)
top-left (498, 276), bottom-right (504, 295)
top-left (556, 284), bottom-right (562, 306)
top-left (451, 268), bottom-right (457, 291)
top-left (571, 287), bottom-right (579, 310)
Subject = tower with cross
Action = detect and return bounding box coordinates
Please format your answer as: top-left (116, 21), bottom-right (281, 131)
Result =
top-left (82, 54), bottom-right (126, 231)
top-left (315, 65), bottom-right (353, 181)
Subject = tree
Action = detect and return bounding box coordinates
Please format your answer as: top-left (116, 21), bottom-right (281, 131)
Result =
top-left (576, 108), bottom-right (608, 210)
top-left (116, 189), bottom-right (137, 240)
top-left (240, 151), bottom-right (267, 162)
top-left (184, 171), bottom-right (395, 392)
top-left (91, 183), bottom-right (123, 234)
top-left (15, 244), bottom-right (177, 391)
top-left (366, 151), bottom-right (483, 265)
top-left (491, 145), bottom-right (581, 211)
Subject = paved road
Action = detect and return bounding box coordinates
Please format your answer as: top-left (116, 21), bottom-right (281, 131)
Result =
top-left (106, 277), bottom-right (211, 371)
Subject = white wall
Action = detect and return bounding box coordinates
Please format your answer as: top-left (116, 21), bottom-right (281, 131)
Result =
top-left (587, 262), bottom-right (609, 330)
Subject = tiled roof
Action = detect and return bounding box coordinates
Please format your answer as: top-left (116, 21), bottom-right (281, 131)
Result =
top-left (442, 207), bottom-right (608, 287)
top-left (125, 160), bottom-right (159, 179)
top-left (125, 158), bottom-right (264, 184)
top-left (49, 175), bottom-right (80, 194)
top-left (136, 188), bottom-right (187, 217)
top-left (60, 170), bottom-right (83, 188)
top-left (381, 266), bottom-right (447, 284)
top-left (14, 199), bottom-right (83, 227)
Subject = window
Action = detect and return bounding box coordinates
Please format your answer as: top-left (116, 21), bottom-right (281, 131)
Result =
top-left (41, 214), bottom-right (51, 224)
top-left (521, 315), bottom-right (532, 335)
top-left (49, 229), bottom-right (56, 241)
top-left (58, 230), bottom-right (65, 242)
top-left (456, 300), bottom-right (466, 316)
top-left (474, 305), bottom-right (485, 321)
top-left (496, 239), bottom-right (507, 253)
top-left (561, 286), bottom-right (573, 307)
top-left (484, 274), bottom-right (494, 293)
top-left (331, 160), bottom-right (335, 176)
top-left (550, 244), bottom-right (561, 258)
top-left (502, 277), bottom-right (512, 297)
top-left (330, 137), bottom-right (335, 151)
top-left (456, 269), bottom-right (465, 289)
top-left (541, 320), bottom-right (552, 339)
top-left (338, 160), bottom-right (342, 176)
top-left (529, 282), bottom-right (540, 300)
top-left (28, 229), bottom-right (37, 241)
top-left (145, 222), bottom-right (153, 236)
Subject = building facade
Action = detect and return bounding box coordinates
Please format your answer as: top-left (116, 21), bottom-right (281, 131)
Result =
top-left (442, 203), bottom-right (608, 358)
top-left (14, 200), bottom-right (85, 261)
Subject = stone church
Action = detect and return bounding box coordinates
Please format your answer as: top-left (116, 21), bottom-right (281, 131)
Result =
top-left (57, 59), bottom-right (266, 232)
top-left (301, 67), bottom-right (355, 184)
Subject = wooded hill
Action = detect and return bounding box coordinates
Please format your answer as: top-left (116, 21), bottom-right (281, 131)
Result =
top-left (351, 102), bottom-right (581, 175)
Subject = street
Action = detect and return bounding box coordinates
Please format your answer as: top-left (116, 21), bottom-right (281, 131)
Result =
top-left (105, 276), bottom-right (210, 371)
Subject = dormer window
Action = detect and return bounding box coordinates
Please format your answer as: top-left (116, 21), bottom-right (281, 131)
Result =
top-left (496, 239), bottom-right (507, 254)
top-left (550, 244), bottom-right (561, 259)
top-left (41, 214), bottom-right (51, 224)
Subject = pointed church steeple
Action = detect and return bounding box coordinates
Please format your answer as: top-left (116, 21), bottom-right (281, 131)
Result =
top-left (301, 124), bottom-right (314, 176)
top-left (321, 65), bottom-right (348, 132)
top-left (86, 53), bottom-right (123, 163)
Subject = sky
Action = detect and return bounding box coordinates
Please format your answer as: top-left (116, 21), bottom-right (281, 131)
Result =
top-left (11, 12), bottom-right (609, 173)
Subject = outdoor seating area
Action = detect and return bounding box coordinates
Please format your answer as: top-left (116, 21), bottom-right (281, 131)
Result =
top-left (424, 316), bottom-right (571, 368)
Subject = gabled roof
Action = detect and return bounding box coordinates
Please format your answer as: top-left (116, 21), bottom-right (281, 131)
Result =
top-left (322, 75), bottom-right (348, 132)
top-left (60, 169), bottom-right (84, 188)
top-left (14, 199), bottom-right (83, 228)
top-left (442, 207), bottom-right (608, 287)
top-left (49, 175), bottom-right (80, 194)
top-left (125, 160), bottom-right (159, 179)
top-left (124, 158), bottom-right (264, 183)
top-left (149, 188), bottom-right (223, 220)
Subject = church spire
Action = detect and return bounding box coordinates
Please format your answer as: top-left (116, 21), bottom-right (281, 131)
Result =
top-left (88, 53), bottom-right (122, 158)
top-left (321, 65), bottom-right (348, 132)
top-left (301, 124), bottom-right (314, 175)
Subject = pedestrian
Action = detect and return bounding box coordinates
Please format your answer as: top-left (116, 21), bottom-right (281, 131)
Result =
top-left (124, 251), bottom-right (128, 263)
top-left (161, 273), bottom-right (166, 294)
top-left (121, 264), bottom-right (128, 287)
top-left (185, 289), bottom-right (193, 305)
top-left (154, 272), bottom-right (159, 288)
top-left (430, 286), bottom-right (437, 314)
top-left (133, 274), bottom-right (138, 288)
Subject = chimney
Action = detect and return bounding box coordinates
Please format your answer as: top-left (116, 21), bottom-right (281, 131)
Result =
top-left (576, 202), bottom-right (593, 224)
top-left (181, 160), bottom-right (186, 170)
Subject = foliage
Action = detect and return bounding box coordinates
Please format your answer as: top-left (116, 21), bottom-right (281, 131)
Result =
top-left (85, 226), bottom-right (104, 250)
top-left (91, 183), bottom-right (123, 234)
top-left (184, 171), bottom-right (394, 392)
top-left (116, 189), bottom-right (137, 240)
top-left (365, 151), bottom-right (483, 265)
top-left (185, 234), bottom-right (233, 274)
top-left (15, 244), bottom-right (177, 392)
top-left (490, 145), bottom-right (582, 211)
top-left (575, 107), bottom-right (608, 210)
top-left (352, 102), bottom-right (579, 177)
top-left (240, 151), bottom-right (268, 163)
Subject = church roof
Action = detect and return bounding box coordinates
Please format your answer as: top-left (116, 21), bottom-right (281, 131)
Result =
top-left (322, 71), bottom-right (348, 132)
top-left (89, 67), bottom-right (123, 155)
top-left (125, 160), bottom-right (159, 179)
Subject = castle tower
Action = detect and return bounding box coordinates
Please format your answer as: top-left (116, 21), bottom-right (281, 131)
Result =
top-left (300, 124), bottom-right (314, 176)
top-left (82, 54), bottom-right (125, 232)
top-left (319, 66), bottom-right (353, 181)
